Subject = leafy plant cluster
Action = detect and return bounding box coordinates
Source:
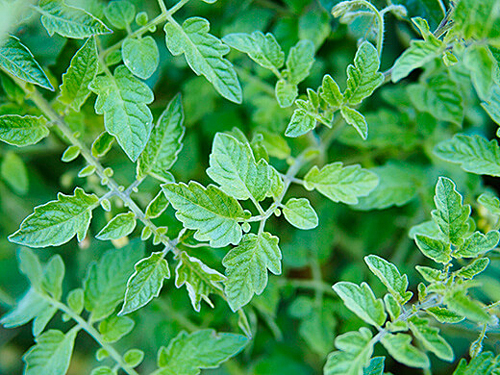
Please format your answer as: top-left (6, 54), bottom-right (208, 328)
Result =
top-left (0, 0), bottom-right (499, 374)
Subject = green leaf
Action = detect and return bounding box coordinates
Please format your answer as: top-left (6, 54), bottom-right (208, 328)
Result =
top-left (408, 316), bottom-right (454, 361)
top-left (324, 328), bottom-right (374, 375)
top-left (0, 289), bottom-right (51, 329)
top-left (23, 329), bottom-right (78, 375)
top-left (407, 73), bottom-right (463, 125)
top-left (98, 315), bottom-right (134, 343)
top-left (175, 251), bottom-right (225, 312)
top-left (222, 31), bottom-right (284, 71)
top-left (223, 232), bottom-right (282, 311)
top-left (1, 151), bottom-right (28, 194)
top-left (89, 65), bottom-right (154, 162)
top-left (454, 231), bottom-right (500, 258)
top-left (41, 255), bottom-right (65, 300)
top-left (119, 252), bottom-right (170, 315)
top-left (426, 306), bottom-right (465, 324)
top-left (481, 85), bottom-right (500, 128)
top-left (444, 289), bottom-right (491, 324)
top-left (67, 289), bottom-right (84, 314)
top-left (415, 235), bottom-right (452, 264)
top-left (161, 181), bottom-right (246, 247)
top-left (416, 265), bottom-right (443, 283)
top-left (0, 115), bottom-right (49, 147)
top-left (434, 135), bottom-right (500, 177)
top-left (453, 0), bottom-right (500, 47)
top-left (364, 255), bottom-right (412, 304)
top-left (275, 78), bottom-right (298, 108)
top-left (37, 0), bottom-right (111, 39)
top-left (207, 133), bottom-right (270, 201)
top-left (320, 74), bottom-right (342, 108)
top-left (137, 94), bottom-right (184, 181)
top-left (452, 352), bottom-right (499, 375)
top-left (122, 36), bottom-right (159, 79)
top-left (145, 191), bottom-right (169, 219)
top-left (284, 107), bottom-right (317, 137)
top-left (340, 106), bottom-right (368, 140)
top-left (431, 177), bottom-right (471, 246)
top-left (91, 132), bottom-right (115, 158)
top-left (363, 357), bottom-right (385, 375)
top-left (333, 281), bottom-right (386, 327)
top-left (124, 349), bottom-right (144, 367)
top-left (283, 40), bottom-right (315, 85)
top-left (343, 41), bottom-right (383, 106)
top-left (0, 36), bottom-right (54, 90)
top-left (164, 17), bottom-right (242, 103)
top-left (154, 330), bottom-right (248, 375)
top-left (304, 162), bottom-right (379, 204)
top-left (380, 333), bottom-right (430, 368)
top-left (96, 212), bottom-right (136, 241)
top-left (464, 45), bottom-right (497, 99)
top-left (104, 0), bottom-right (135, 30)
top-left (391, 18), bottom-right (444, 82)
top-left (455, 258), bottom-right (490, 280)
top-left (282, 197), bottom-right (318, 230)
top-left (58, 37), bottom-right (98, 111)
top-left (9, 187), bottom-right (98, 248)
top-left (84, 240), bottom-right (144, 321)
top-left (478, 192), bottom-right (500, 216)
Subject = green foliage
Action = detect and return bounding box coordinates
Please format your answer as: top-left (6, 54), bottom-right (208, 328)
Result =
top-left (1, 0), bottom-right (500, 374)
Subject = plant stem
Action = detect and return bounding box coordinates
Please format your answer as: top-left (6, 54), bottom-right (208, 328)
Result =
top-left (49, 298), bottom-right (139, 375)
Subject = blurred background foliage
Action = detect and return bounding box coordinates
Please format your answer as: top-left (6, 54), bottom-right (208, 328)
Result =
top-left (0, 0), bottom-right (499, 374)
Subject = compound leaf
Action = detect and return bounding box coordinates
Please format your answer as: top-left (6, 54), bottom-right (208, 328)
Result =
top-left (90, 65), bottom-right (154, 162)
top-left (175, 251), bottom-right (225, 312)
top-left (161, 181), bottom-right (246, 248)
top-left (164, 17), bottom-right (242, 103)
top-left (223, 232), bottom-right (281, 311)
top-left (9, 187), bottom-right (98, 248)
top-left (37, 0), bottom-right (111, 39)
top-left (0, 36), bottom-right (53, 90)
top-left (304, 162), bottom-right (378, 204)
top-left (58, 36), bottom-right (98, 111)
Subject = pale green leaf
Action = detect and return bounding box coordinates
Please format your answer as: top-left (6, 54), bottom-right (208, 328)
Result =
top-left (164, 17), bottom-right (242, 103)
top-left (41, 255), bottom-right (65, 300)
top-left (407, 73), bottom-right (463, 125)
top-left (284, 108), bottom-right (316, 137)
top-left (304, 162), bottom-right (379, 204)
top-left (0, 36), bottom-right (54, 90)
top-left (384, 293), bottom-right (401, 321)
top-left (454, 231), bottom-right (500, 258)
top-left (275, 78), bottom-right (297, 108)
top-left (145, 191), bottom-right (169, 219)
top-left (343, 41), bottom-right (383, 106)
top-left (455, 258), bottom-right (490, 280)
top-left (1, 151), bottom-right (28, 194)
top-left (426, 306), bottom-right (465, 324)
top-left (99, 315), bottom-right (134, 343)
top-left (0, 289), bottom-right (50, 329)
top-left (340, 106), bottom-right (368, 140)
top-left (119, 252), bottom-right (170, 315)
top-left (154, 330), bottom-right (248, 375)
top-left (37, 0), bottom-right (111, 39)
top-left (58, 36), bottom-right (98, 111)
top-left (223, 232), bottom-right (282, 311)
top-left (91, 132), bottom-right (115, 158)
top-left (137, 94), bottom-right (184, 181)
top-left (0, 114), bottom-right (49, 147)
top-left (283, 39), bottom-right (315, 85)
top-left (104, 0), bottom-right (135, 30)
top-left (408, 316), bottom-right (454, 361)
top-left (319, 74), bottom-right (342, 108)
top-left (363, 357), bottom-right (385, 375)
top-left (364, 255), bottom-right (412, 304)
top-left (431, 177), bottom-right (471, 246)
top-left (452, 351), bottom-right (498, 375)
top-left (23, 329), bottom-right (78, 375)
top-left (324, 328), bottom-right (373, 375)
top-left (416, 265), bottom-right (443, 283)
top-left (282, 197), bottom-right (318, 230)
top-left (380, 333), bottom-right (430, 368)
top-left (9, 187), bottom-right (98, 248)
top-left (96, 212), bottom-right (136, 241)
top-left (453, 0), bottom-right (500, 46)
top-left (161, 181), bottom-right (246, 247)
top-left (18, 247), bottom-right (43, 289)
top-left (333, 281), bottom-right (386, 327)
top-left (444, 289), bottom-right (491, 324)
top-left (478, 192), bottom-right (500, 216)
top-left (464, 44), bottom-right (497, 99)
top-left (481, 85), bottom-right (500, 128)
top-left (67, 289), bottom-right (84, 314)
top-left (122, 36), bottom-right (159, 79)
top-left (434, 135), bottom-right (500, 177)
top-left (258, 130), bottom-right (290, 159)
top-left (84, 240), bottom-right (144, 321)
top-left (207, 133), bottom-right (270, 201)
top-left (222, 31), bottom-right (284, 71)
top-left (391, 18), bottom-right (444, 82)
top-left (124, 349), bottom-right (144, 367)
top-left (89, 65), bottom-right (154, 162)
top-left (175, 251), bottom-right (225, 312)
top-left (415, 234), bottom-right (452, 264)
